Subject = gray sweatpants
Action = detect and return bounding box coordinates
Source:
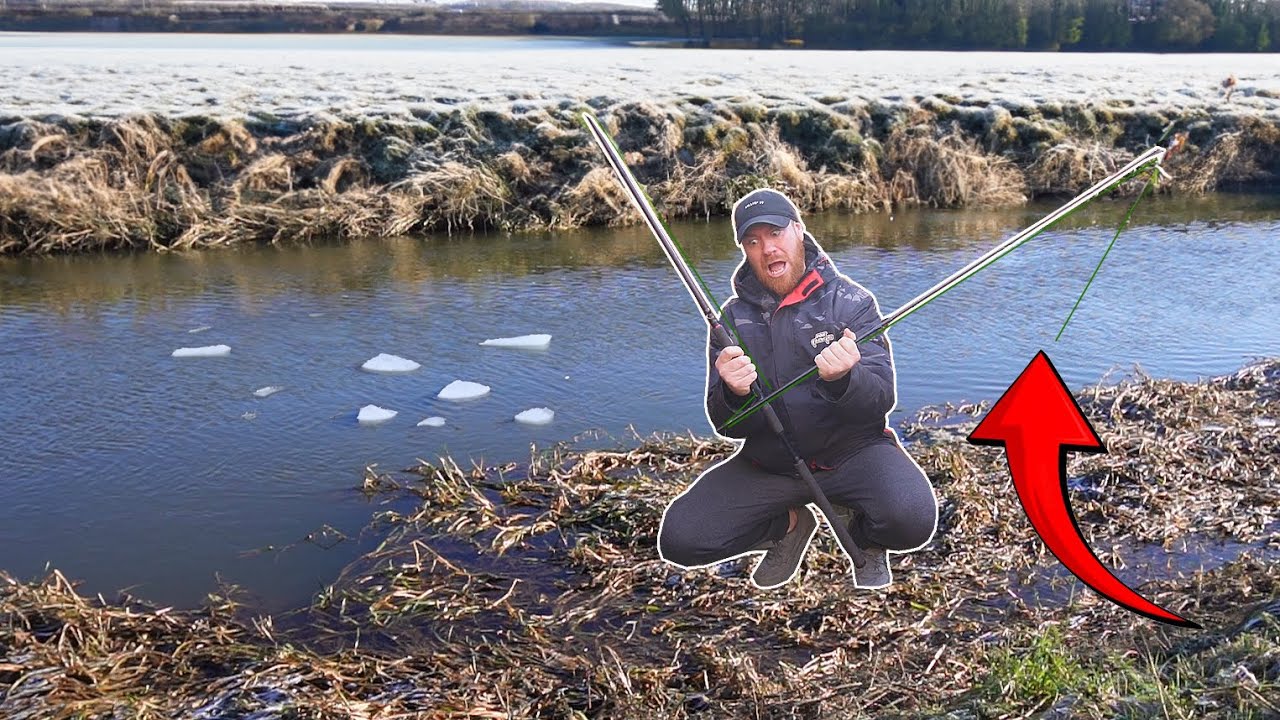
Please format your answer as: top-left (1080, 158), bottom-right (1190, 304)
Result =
top-left (658, 434), bottom-right (937, 568)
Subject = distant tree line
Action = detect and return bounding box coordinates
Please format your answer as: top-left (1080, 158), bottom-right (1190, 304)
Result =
top-left (656, 0), bottom-right (1279, 50)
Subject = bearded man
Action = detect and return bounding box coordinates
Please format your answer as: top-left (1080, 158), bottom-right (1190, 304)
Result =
top-left (657, 188), bottom-right (937, 589)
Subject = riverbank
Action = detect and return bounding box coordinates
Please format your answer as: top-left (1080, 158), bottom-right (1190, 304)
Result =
top-left (4, 39), bottom-right (1280, 255)
top-left (3, 94), bottom-right (1278, 255)
top-left (2, 359), bottom-right (1276, 717)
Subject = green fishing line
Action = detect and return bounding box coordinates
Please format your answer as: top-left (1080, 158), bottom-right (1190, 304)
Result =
top-left (1055, 167), bottom-right (1159, 341)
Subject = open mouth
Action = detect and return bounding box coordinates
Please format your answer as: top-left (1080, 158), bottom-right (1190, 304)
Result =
top-left (767, 260), bottom-right (788, 277)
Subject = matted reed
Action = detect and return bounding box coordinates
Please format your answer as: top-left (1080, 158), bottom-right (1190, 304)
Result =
top-left (3, 360), bottom-right (1276, 717)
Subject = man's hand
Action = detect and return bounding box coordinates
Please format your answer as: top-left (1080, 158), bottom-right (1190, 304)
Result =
top-left (715, 345), bottom-right (757, 397)
top-left (815, 328), bottom-right (861, 382)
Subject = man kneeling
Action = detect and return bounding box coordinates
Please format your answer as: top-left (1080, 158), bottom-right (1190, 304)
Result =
top-left (658, 189), bottom-right (937, 589)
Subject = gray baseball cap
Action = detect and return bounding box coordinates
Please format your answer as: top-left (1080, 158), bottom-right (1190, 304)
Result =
top-left (732, 188), bottom-right (801, 244)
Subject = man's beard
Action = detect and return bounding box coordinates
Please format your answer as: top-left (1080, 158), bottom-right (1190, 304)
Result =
top-left (758, 243), bottom-right (807, 297)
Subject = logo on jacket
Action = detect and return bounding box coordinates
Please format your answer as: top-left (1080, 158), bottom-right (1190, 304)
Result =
top-left (811, 330), bottom-right (835, 348)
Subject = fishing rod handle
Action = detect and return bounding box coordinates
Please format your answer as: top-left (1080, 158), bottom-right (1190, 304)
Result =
top-left (712, 321), bottom-right (784, 434)
top-left (709, 322), bottom-right (735, 351)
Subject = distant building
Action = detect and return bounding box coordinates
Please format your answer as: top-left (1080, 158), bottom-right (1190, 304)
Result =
top-left (1128, 0), bottom-right (1163, 22)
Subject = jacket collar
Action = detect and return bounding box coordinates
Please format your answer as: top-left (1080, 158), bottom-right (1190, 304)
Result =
top-left (733, 232), bottom-right (833, 312)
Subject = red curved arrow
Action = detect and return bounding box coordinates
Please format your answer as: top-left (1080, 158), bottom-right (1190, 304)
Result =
top-left (968, 351), bottom-right (1199, 628)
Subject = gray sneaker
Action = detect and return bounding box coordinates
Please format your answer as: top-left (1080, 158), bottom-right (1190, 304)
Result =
top-left (854, 546), bottom-right (891, 589)
top-left (750, 506), bottom-right (818, 589)
top-left (833, 505), bottom-right (892, 589)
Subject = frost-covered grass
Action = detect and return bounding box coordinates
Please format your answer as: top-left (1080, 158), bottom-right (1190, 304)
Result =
top-left (3, 38), bottom-right (1278, 120)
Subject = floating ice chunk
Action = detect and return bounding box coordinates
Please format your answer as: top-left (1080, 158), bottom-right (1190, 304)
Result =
top-left (361, 353), bottom-right (420, 373)
top-left (1254, 418), bottom-right (1276, 428)
top-left (253, 386), bottom-right (284, 398)
top-left (417, 416), bottom-right (446, 428)
top-left (357, 405), bottom-right (397, 425)
top-left (515, 407), bottom-right (554, 426)
top-left (480, 334), bottom-right (552, 350)
top-left (172, 345), bottom-right (230, 358)
top-left (188, 325), bottom-right (211, 334)
top-left (438, 380), bottom-right (490, 401)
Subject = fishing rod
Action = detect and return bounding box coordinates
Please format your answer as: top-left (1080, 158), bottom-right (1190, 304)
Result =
top-left (721, 144), bottom-right (1169, 432)
top-left (579, 111), bottom-right (870, 570)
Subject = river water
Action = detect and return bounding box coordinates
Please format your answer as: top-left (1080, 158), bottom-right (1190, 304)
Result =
top-left (2, 194), bottom-right (1277, 610)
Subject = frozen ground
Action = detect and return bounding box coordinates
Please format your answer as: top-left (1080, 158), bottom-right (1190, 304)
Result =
top-left (3, 34), bottom-right (1278, 120)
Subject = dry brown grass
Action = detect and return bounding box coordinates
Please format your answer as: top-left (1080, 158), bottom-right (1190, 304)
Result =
top-left (232, 153), bottom-right (295, 198)
top-left (389, 159), bottom-right (513, 234)
top-left (612, 101), bottom-right (685, 158)
top-left (654, 147), bottom-right (732, 219)
top-left (495, 149), bottom-right (534, 185)
top-left (0, 105), bottom-right (1275, 255)
top-left (0, 151), bottom-right (208, 254)
top-left (193, 120), bottom-right (259, 166)
top-left (1170, 118), bottom-right (1280, 195)
top-left (656, 124), bottom-right (885, 221)
top-left (1025, 141), bottom-right (1130, 195)
top-left (176, 190), bottom-right (393, 248)
top-left (886, 123), bottom-right (1027, 207)
top-left (554, 165), bottom-right (642, 228)
top-left (318, 157), bottom-right (364, 195)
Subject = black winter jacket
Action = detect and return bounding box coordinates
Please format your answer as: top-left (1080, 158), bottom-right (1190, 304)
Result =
top-left (705, 233), bottom-right (897, 474)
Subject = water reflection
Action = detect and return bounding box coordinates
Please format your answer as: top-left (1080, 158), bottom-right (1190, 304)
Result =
top-left (6, 192), bottom-right (1277, 316)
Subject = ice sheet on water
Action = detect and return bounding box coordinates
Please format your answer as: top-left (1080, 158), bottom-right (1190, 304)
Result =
top-left (187, 325), bottom-right (211, 334)
top-left (437, 380), bottom-right (490, 401)
top-left (357, 405), bottom-right (397, 425)
top-left (172, 345), bottom-right (230, 358)
top-left (361, 353), bottom-right (420, 373)
top-left (417, 416), bottom-right (446, 427)
top-left (253, 386), bottom-right (284, 398)
top-left (515, 407), bottom-right (554, 426)
top-left (480, 334), bottom-right (551, 350)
